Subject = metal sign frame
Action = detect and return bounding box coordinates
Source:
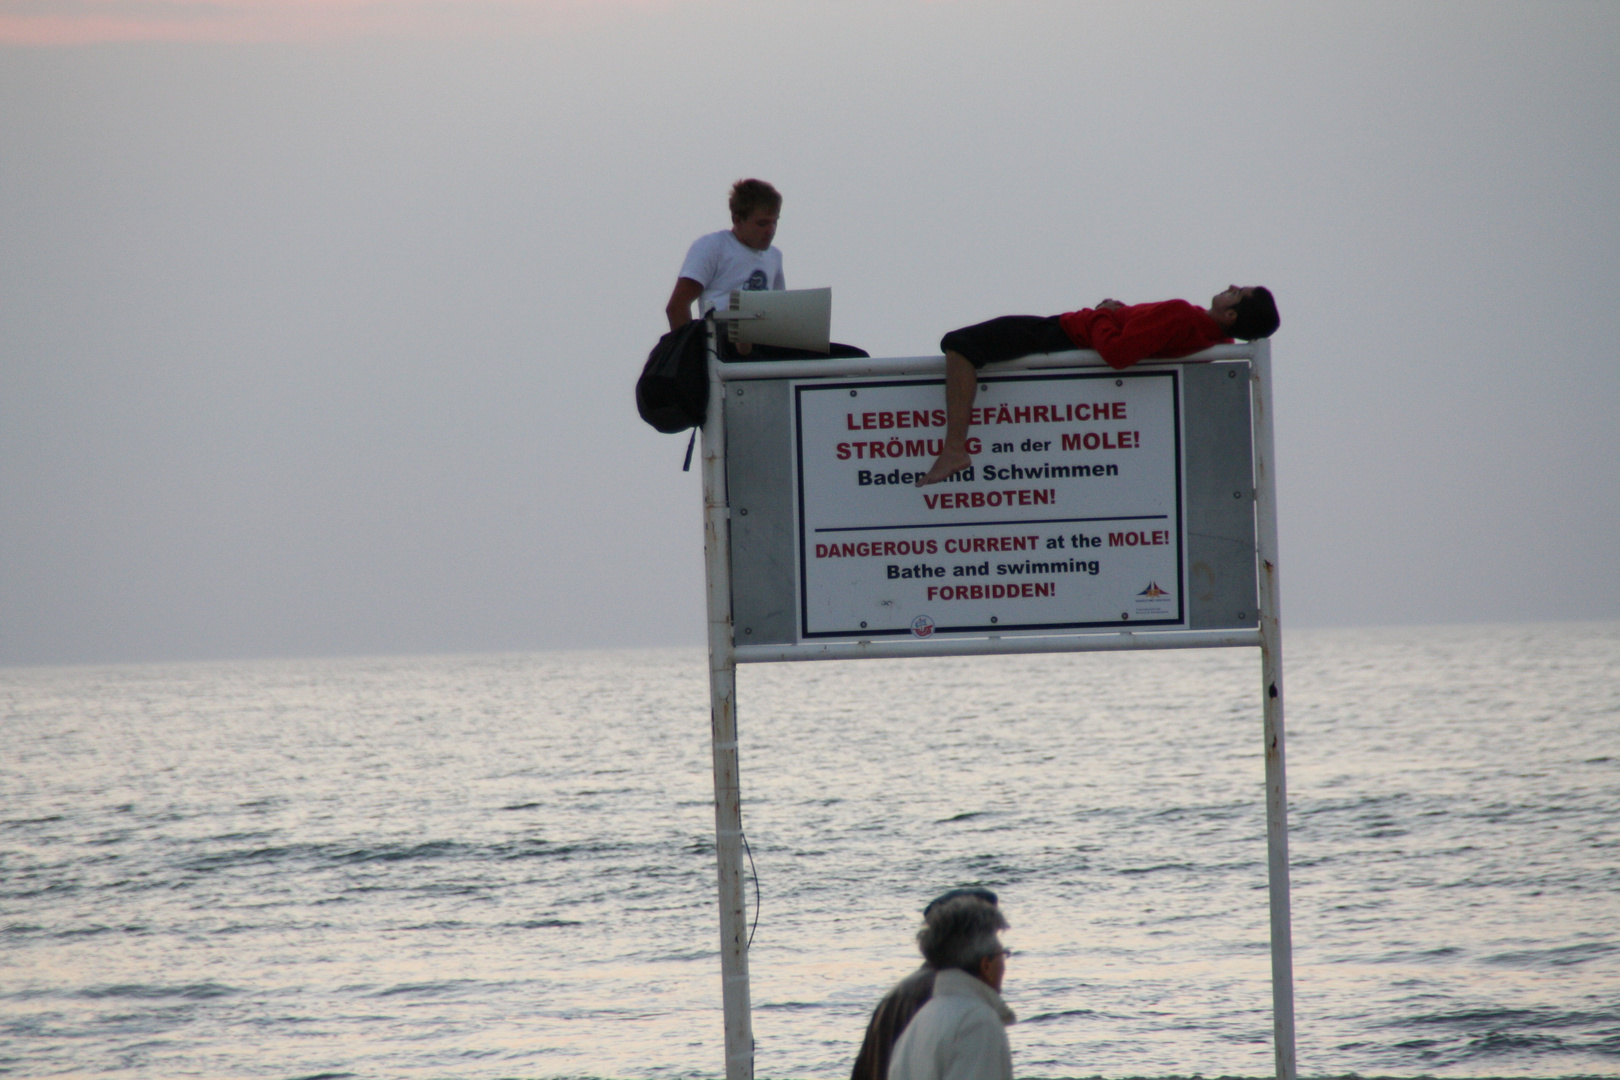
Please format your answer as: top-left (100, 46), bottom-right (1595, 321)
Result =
top-left (697, 329), bottom-right (1294, 1080)
top-left (727, 361), bottom-right (1259, 650)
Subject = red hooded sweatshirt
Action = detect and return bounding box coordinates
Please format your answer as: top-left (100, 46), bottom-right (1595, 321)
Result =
top-left (1058, 299), bottom-right (1231, 371)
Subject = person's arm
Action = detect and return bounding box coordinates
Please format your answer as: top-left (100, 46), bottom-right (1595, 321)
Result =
top-left (666, 277), bottom-right (704, 331)
top-left (1085, 303), bottom-right (1187, 370)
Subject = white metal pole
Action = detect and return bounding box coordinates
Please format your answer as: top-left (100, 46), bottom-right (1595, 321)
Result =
top-left (700, 322), bottom-right (754, 1080)
top-left (1251, 338), bottom-right (1297, 1080)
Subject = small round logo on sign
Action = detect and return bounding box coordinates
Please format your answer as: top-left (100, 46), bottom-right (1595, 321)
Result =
top-left (910, 615), bottom-right (936, 638)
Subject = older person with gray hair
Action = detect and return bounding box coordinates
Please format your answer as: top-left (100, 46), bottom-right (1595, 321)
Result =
top-left (887, 894), bottom-right (1015, 1080)
top-left (851, 888), bottom-right (998, 1080)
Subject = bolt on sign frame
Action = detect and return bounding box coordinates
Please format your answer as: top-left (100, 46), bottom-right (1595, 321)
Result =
top-left (697, 328), bottom-right (1294, 1080)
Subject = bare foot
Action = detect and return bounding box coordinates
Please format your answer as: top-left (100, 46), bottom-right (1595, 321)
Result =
top-left (916, 447), bottom-right (972, 486)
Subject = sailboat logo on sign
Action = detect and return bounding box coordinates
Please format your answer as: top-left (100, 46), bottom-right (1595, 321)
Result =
top-left (910, 615), bottom-right (936, 638)
top-left (1133, 579), bottom-right (1174, 619)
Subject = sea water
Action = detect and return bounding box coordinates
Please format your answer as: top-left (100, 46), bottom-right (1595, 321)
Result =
top-left (2, 622), bottom-right (1616, 1079)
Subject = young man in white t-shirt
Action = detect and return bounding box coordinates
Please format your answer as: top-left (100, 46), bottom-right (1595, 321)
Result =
top-left (666, 179), bottom-right (785, 332)
top-left (664, 179), bottom-right (866, 359)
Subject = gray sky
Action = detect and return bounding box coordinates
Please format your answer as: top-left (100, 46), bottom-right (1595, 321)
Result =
top-left (2, 1), bottom-right (1617, 666)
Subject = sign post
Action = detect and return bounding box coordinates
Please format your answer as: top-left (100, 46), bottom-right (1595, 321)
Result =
top-left (1252, 339), bottom-right (1297, 1080)
top-left (696, 334), bottom-right (1295, 1080)
top-left (700, 327), bottom-right (753, 1080)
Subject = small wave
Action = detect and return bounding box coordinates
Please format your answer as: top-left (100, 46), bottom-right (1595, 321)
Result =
top-left (1363, 945), bottom-right (1465, 964)
top-left (180, 839), bottom-right (476, 873)
top-left (178, 844), bottom-right (312, 872)
top-left (1449, 1030), bottom-right (1575, 1061)
top-left (334, 840), bottom-right (468, 864)
top-left (399, 920), bottom-right (472, 931)
top-left (406, 883), bottom-right (491, 899)
top-left (1299, 793), bottom-right (1414, 816)
top-left (0, 880), bottom-right (80, 901)
top-left (1384, 1004), bottom-right (1620, 1063)
top-left (505, 919), bottom-right (584, 929)
top-left (77, 982), bottom-right (236, 1000)
top-left (1, 814), bottom-right (66, 828)
top-left (369, 980), bottom-right (479, 998)
top-left (1148, 803), bottom-right (1246, 821)
top-left (492, 838), bottom-right (634, 860)
top-left (645, 948), bottom-right (716, 962)
top-left (1395, 1006), bottom-right (1558, 1027)
top-left (1022, 1007), bottom-right (1100, 1024)
top-left (1483, 942), bottom-right (1617, 969)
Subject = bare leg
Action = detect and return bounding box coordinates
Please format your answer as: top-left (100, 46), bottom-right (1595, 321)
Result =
top-left (917, 350), bottom-right (978, 486)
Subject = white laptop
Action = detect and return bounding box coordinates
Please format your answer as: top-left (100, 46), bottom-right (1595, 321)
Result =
top-left (722, 287), bottom-right (832, 354)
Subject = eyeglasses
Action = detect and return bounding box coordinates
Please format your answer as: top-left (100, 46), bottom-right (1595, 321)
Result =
top-left (993, 947), bottom-right (1016, 959)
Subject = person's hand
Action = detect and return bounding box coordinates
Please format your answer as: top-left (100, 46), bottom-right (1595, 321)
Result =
top-left (1096, 298), bottom-right (1123, 311)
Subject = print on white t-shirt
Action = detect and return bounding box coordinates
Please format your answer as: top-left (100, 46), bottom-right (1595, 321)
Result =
top-left (678, 230), bottom-right (786, 316)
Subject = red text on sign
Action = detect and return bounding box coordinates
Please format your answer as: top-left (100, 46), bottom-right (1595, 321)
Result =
top-left (923, 489), bottom-right (1055, 510)
top-left (1108, 530), bottom-right (1170, 547)
top-left (926, 582), bottom-right (1056, 601)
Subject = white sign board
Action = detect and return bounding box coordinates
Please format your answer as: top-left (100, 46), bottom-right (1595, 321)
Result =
top-left (794, 369), bottom-right (1185, 639)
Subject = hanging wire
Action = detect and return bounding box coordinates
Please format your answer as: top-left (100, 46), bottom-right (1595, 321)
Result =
top-left (741, 828), bottom-right (760, 949)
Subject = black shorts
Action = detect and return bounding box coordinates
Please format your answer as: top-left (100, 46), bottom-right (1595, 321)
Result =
top-left (939, 315), bottom-right (1073, 369)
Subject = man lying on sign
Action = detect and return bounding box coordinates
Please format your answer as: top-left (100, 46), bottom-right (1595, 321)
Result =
top-left (916, 286), bottom-right (1280, 486)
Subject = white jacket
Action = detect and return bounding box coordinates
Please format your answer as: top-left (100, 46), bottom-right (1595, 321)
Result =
top-left (886, 968), bottom-right (1016, 1080)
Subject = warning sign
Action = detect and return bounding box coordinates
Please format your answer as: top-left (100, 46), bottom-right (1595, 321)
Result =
top-left (794, 369), bottom-right (1185, 639)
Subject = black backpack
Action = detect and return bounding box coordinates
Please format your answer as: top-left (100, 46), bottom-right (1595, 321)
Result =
top-left (635, 318), bottom-right (711, 434)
